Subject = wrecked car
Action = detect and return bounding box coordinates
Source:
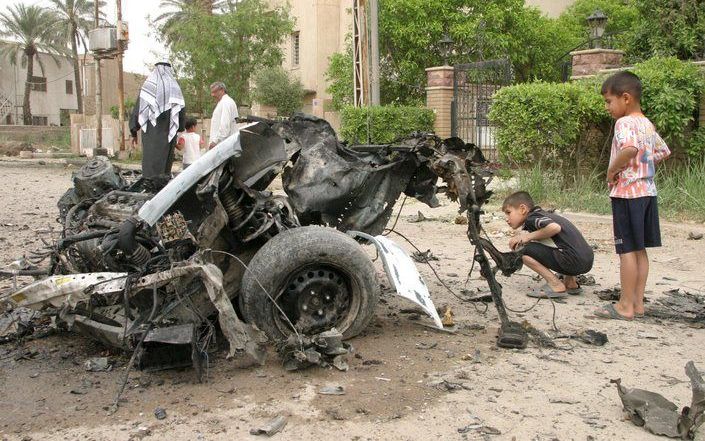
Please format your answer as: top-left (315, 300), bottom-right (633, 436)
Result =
top-left (1, 115), bottom-right (520, 371)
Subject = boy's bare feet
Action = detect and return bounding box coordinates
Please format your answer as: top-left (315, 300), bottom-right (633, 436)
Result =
top-left (563, 275), bottom-right (580, 290)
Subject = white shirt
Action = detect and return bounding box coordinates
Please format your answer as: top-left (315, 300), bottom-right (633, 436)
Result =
top-left (209, 94), bottom-right (239, 146)
top-left (178, 132), bottom-right (202, 165)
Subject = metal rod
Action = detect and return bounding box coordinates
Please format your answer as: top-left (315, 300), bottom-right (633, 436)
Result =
top-left (94, 0), bottom-right (102, 150)
top-left (116, 0), bottom-right (125, 152)
top-left (369, 0), bottom-right (380, 106)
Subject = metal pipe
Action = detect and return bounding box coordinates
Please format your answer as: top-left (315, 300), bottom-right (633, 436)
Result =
top-left (94, 0), bottom-right (102, 150)
top-left (116, 0), bottom-right (125, 152)
top-left (369, 0), bottom-right (380, 106)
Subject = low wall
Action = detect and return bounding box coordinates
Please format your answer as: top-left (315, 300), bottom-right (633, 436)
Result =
top-left (0, 125), bottom-right (69, 146)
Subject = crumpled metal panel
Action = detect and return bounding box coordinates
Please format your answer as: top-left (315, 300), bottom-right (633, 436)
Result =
top-left (281, 117), bottom-right (423, 235)
top-left (137, 124), bottom-right (249, 226)
top-left (5, 272), bottom-right (127, 309)
top-left (350, 231), bottom-right (443, 329)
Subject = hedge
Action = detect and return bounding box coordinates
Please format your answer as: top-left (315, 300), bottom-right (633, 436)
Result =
top-left (489, 57), bottom-right (705, 165)
top-left (340, 105), bottom-right (435, 144)
top-left (488, 80), bottom-right (608, 166)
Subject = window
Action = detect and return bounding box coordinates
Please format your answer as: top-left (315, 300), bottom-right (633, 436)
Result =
top-left (31, 116), bottom-right (48, 126)
top-left (291, 32), bottom-right (300, 67)
top-left (30, 76), bottom-right (47, 92)
top-left (66, 80), bottom-right (73, 95)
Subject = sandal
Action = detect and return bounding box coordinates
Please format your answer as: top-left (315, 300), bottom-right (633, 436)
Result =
top-left (566, 283), bottom-right (583, 295)
top-left (593, 303), bottom-right (633, 321)
top-left (527, 283), bottom-right (568, 299)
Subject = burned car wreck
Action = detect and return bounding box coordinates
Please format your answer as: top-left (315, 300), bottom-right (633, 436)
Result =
top-left (1, 115), bottom-right (523, 373)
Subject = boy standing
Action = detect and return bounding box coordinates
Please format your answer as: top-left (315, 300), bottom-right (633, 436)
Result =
top-left (503, 191), bottom-right (594, 298)
top-left (596, 71), bottom-right (671, 320)
top-left (176, 117), bottom-right (204, 169)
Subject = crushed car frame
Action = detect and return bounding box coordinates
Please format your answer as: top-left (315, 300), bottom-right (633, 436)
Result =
top-left (1, 115), bottom-right (523, 373)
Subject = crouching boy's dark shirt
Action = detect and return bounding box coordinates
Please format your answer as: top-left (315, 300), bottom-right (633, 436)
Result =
top-left (523, 207), bottom-right (594, 274)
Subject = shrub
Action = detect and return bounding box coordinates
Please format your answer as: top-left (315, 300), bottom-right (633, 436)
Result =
top-left (326, 48), bottom-right (353, 111)
top-left (109, 98), bottom-right (136, 120)
top-left (252, 66), bottom-right (304, 116)
top-left (632, 57), bottom-right (705, 153)
top-left (340, 105), bottom-right (435, 144)
top-left (488, 81), bottom-right (609, 167)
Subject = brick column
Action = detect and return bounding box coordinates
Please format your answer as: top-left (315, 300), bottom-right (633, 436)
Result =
top-left (570, 49), bottom-right (625, 79)
top-left (425, 66), bottom-right (454, 139)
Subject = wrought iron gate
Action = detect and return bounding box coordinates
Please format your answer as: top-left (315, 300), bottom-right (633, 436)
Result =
top-left (451, 59), bottom-right (512, 161)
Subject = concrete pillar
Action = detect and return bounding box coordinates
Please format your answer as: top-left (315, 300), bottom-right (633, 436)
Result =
top-left (570, 49), bottom-right (625, 79)
top-left (425, 66), bottom-right (454, 139)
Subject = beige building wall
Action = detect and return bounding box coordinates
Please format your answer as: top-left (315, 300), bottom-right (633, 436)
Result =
top-left (82, 55), bottom-right (145, 116)
top-left (525, 0), bottom-right (576, 17)
top-left (264, 0), bottom-right (571, 117)
top-left (0, 51), bottom-right (78, 126)
top-left (266, 0), bottom-right (352, 115)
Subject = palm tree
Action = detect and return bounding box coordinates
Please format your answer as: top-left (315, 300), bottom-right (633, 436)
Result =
top-left (0, 4), bottom-right (66, 125)
top-left (49, 0), bottom-right (99, 114)
top-left (155, 0), bottom-right (223, 46)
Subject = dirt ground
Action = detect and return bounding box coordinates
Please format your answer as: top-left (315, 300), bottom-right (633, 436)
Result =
top-left (0, 161), bottom-right (704, 441)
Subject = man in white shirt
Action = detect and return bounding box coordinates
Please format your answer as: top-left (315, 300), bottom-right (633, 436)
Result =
top-left (208, 81), bottom-right (239, 149)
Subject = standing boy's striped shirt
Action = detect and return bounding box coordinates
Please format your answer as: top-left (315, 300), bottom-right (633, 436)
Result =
top-left (609, 115), bottom-right (670, 199)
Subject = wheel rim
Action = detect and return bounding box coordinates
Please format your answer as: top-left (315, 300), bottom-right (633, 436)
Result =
top-left (273, 264), bottom-right (359, 335)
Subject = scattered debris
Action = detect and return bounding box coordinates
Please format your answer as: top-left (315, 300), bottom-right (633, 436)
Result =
top-left (318, 386), bottom-right (345, 395)
top-left (408, 211), bottom-right (432, 223)
top-left (415, 342), bottom-right (438, 350)
top-left (153, 407), bottom-right (167, 420)
top-left (454, 214), bottom-right (468, 225)
top-left (411, 249), bottom-right (438, 263)
top-left (440, 305), bottom-right (455, 327)
top-left (84, 357), bottom-right (111, 372)
top-left (549, 397), bottom-right (580, 404)
top-left (688, 232), bottom-right (703, 240)
top-left (577, 274), bottom-right (597, 286)
top-left (249, 415), bottom-right (288, 437)
top-left (277, 328), bottom-right (351, 371)
top-left (556, 329), bottom-right (608, 346)
top-left (612, 361), bottom-right (704, 439)
top-left (647, 289), bottom-right (705, 325)
top-left (596, 287), bottom-right (621, 301)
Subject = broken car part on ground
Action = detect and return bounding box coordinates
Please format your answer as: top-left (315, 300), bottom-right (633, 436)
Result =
top-left (0, 115), bottom-right (525, 373)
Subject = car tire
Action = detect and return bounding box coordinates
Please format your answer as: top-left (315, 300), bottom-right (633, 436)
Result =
top-left (239, 226), bottom-right (379, 340)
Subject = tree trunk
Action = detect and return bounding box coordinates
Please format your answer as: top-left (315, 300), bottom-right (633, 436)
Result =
top-left (71, 23), bottom-right (83, 113)
top-left (23, 48), bottom-right (35, 125)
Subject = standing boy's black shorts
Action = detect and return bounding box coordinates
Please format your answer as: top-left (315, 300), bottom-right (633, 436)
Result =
top-left (611, 196), bottom-right (661, 254)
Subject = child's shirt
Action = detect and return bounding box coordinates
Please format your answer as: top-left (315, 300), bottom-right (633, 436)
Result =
top-left (609, 115), bottom-right (670, 199)
top-left (523, 207), bottom-right (594, 270)
top-left (179, 132), bottom-right (202, 165)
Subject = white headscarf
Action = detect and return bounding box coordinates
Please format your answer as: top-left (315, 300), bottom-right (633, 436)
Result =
top-left (137, 63), bottom-right (185, 142)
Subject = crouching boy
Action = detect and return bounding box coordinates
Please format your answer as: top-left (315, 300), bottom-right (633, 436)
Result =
top-left (503, 191), bottom-right (594, 298)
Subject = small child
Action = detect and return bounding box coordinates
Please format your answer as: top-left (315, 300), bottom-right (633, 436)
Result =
top-left (176, 116), bottom-right (204, 169)
top-left (503, 191), bottom-right (594, 298)
top-left (595, 71), bottom-right (671, 320)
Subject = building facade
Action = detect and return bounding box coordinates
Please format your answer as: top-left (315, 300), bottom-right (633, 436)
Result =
top-left (0, 50), bottom-right (78, 126)
top-left (263, 0), bottom-right (575, 117)
top-left (81, 55), bottom-right (145, 116)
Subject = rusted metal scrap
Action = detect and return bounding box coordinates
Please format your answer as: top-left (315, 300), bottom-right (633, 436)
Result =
top-left (612, 361), bottom-right (705, 439)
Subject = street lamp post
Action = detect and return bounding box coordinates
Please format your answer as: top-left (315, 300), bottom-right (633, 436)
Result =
top-left (587, 10), bottom-right (608, 49)
top-left (438, 33), bottom-right (454, 66)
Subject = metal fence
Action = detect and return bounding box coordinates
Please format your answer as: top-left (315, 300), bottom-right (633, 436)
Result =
top-left (451, 59), bottom-right (512, 161)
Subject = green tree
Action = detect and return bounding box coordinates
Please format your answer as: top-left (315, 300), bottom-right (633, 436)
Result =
top-left (628, 0), bottom-right (705, 61)
top-left (154, 0), bottom-right (223, 45)
top-left (0, 4), bottom-right (66, 125)
top-left (325, 42), bottom-right (353, 111)
top-left (252, 66), bottom-right (304, 116)
top-left (556, 0), bottom-right (639, 48)
top-left (378, 0), bottom-right (575, 104)
top-left (49, 0), bottom-right (100, 114)
top-left (162, 0), bottom-right (294, 115)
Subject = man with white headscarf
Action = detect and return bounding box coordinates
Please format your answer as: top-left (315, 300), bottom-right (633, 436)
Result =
top-left (129, 62), bottom-right (186, 178)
